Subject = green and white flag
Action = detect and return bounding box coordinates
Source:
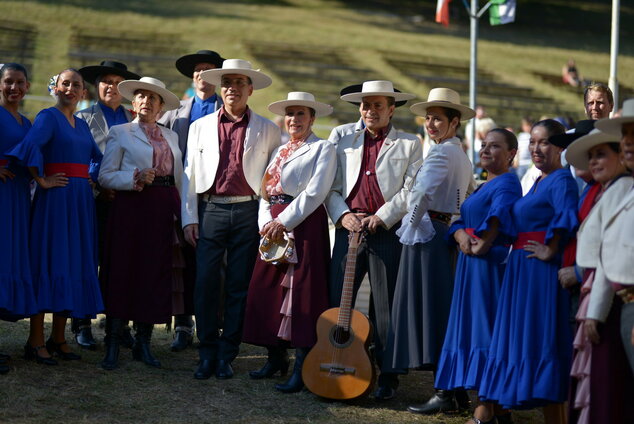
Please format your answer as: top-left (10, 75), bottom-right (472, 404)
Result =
top-left (489, 0), bottom-right (516, 25)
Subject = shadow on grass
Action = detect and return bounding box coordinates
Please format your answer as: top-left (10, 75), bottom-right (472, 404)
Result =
top-left (22, 0), bottom-right (293, 19)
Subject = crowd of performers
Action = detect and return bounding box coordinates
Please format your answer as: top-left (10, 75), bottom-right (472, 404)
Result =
top-left (1, 51), bottom-right (633, 424)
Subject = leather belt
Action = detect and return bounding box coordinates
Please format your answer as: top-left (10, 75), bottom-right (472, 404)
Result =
top-left (200, 193), bottom-right (258, 204)
top-left (269, 194), bottom-right (294, 205)
top-left (429, 210), bottom-right (452, 225)
top-left (150, 175), bottom-right (175, 187)
top-left (616, 287), bottom-right (634, 304)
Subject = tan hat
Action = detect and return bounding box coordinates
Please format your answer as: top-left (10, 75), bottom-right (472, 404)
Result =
top-left (340, 80), bottom-right (415, 103)
top-left (410, 88), bottom-right (475, 120)
top-left (268, 92), bottom-right (333, 117)
top-left (200, 58), bottom-right (272, 90)
top-left (117, 76), bottom-right (180, 110)
top-left (565, 129), bottom-right (621, 170)
top-left (595, 98), bottom-right (634, 135)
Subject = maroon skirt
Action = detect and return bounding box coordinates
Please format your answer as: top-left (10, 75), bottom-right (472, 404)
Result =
top-left (242, 203), bottom-right (330, 348)
top-left (100, 185), bottom-right (183, 324)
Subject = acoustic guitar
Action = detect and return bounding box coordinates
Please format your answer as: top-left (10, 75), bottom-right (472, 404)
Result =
top-left (302, 231), bottom-right (375, 400)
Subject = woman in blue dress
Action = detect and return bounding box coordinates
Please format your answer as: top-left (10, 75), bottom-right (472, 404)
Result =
top-left (479, 119), bottom-right (579, 424)
top-left (8, 69), bottom-right (104, 365)
top-left (0, 63), bottom-right (38, 373)
top-left (434, 129), bottom-right (521, 424)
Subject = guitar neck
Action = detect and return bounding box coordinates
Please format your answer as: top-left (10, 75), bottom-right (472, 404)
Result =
top-left (337, 238), bottom-right (359, 331)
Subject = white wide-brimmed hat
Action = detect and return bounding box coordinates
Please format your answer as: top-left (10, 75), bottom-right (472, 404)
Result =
top-left (268, 92), bottom-right (333, 117)
top-left (118, 76), bottom-right (180, 111)
top-left (200, 59), bottom-right (272, 90)
top-left (595, 98), bottom-right (634, 135)
top-left (565, 128), bottom-right (621, 170)
top-left (409, 88), bottom-right (475, 120)
top-left (340, 80), bottom-right (415, 103)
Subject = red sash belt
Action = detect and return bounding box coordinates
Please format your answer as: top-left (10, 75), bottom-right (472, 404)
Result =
top-left (0, 159), bottom-right (8, 166)
top-left (44, 163), bottom-right (89, 179)
top-left (512, 231), bottom-right (546, 250)
top-left (465, 228), bottom-right (480, 239)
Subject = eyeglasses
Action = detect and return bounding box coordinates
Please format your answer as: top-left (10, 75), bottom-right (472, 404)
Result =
top-left (221, 78), bottom-right (250, 88)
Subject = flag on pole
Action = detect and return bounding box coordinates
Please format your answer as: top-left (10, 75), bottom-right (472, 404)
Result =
top-left (436, 0), bottom-right (451, 27)
top-left (489, 0), bottom-right (516, 25)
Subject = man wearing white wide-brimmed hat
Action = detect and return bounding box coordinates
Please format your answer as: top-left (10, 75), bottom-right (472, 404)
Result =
top-left (181, 59), bottom-right (281, 380)
top-left (325, 80), bottom-right (423, 400)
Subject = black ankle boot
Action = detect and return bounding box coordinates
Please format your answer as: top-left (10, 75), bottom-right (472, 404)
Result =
top-left (275, 347), bottom-right (308, 393)
top-left (250, 346), bottom-right (289, 379)
top-left (102, 317), bottom-right (123, 370)
top-left (407, 389), bottom-right (459, 414)
top-left (132, 322), bottom-right (160, 368)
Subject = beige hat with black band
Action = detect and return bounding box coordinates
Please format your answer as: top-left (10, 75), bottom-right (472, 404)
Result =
top-left (410, 87), bottom-right (475, 120)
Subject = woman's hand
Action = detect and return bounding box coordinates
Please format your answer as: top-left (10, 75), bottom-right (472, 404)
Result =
top-left (454, 229), bottom-right (473, 255)
top-left (524, 240), bottom-right (556, 261)
top-left (558, 266), bottom-right (579, 289)
top-left (35, 173), bottom-right (69, 189)
top-left (261, 219), bottom-right (287, 243)
top-left (340, 212), bottom-right (366, 233)
top-left (361, 215), bottom-right (385, 234)
top-left (584, 319), bottom-right (600, 344)
top-left (136, 168), bottom-right (156, 185)
top-left (470, 237), bottom-right (492, 256)
top-left (0, 168), bottom-right (15, 182)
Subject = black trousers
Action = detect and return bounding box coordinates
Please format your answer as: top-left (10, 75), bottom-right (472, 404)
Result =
top-left (194, 199), bottom-right (259, 362)
top-left (329, 224), bottom-right (402, 374)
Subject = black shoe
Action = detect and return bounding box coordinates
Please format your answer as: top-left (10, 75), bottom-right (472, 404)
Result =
top-left (132, 323), bottom-right (160, 368)
top-left (407, 390), bottom-right (458, 414)
top-left (170, 328), bottom-right (193, 352)
top-left (0, 363), bottom-right (9, 374)
top-left (194, 359), bottom-right (215, 380)
top-left (75, 326), bottom-right (97, 350)
top-left (120, 326), bottom-right (135, 349)
top-left (274, 348), bottom-right (307, 394)
top-left (101, 317), bottom-right (123, 371)
top-left (249, 347), bottom-right (289, 379)
top-left (373, 385), bottom-right (396, 401)
top-left (215, 359), bottom-right (234, 380)
top-left (46, 338), bottom-right (81, 361)
top-left (455, 388), bottom-right (472, 410)
top-left (23, 343), bottom-right (58, 366)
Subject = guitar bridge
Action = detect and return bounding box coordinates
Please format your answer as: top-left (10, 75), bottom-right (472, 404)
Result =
top-left (319, 364), bottom-right (356, 375)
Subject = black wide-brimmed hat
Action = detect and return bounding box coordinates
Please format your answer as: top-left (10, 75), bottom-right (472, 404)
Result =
top-left (175, 50), bottom-right (225, 78)
top-left (78, 60), bottom-right (140, 85)
top-left (340, 83), bottom-right (409, 108)
top-left (549, 119), bottom-right (596, 149)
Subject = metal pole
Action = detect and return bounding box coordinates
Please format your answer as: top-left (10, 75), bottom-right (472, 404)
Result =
top-left (469, 0), bottom-right (478, 167)
top-left (609, 0), bottom-right (620, 113)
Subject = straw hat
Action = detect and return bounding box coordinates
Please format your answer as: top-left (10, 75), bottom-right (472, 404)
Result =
top-left (409, 88), bottom-right (475, 120)
top-left (200, 59), bottom-right (272, 90)
top-left (117, 76), bottom-right (180, 111)
top-left (340, 80), bottom-right (415, 103)
top-left (595, 98), bottom-right (634, 135)
top-left (175, 50), bottom-right (225, 78)
top-left (565, 129), bottom-right (621, 170)
top-left (268, 92), bottom-right (333, 117)
top-left (549, 119), bottom-right (595, 149)
top-left (78, 60), bottom-right (140, 85)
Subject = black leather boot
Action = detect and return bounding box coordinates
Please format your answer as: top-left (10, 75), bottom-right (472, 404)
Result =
top-left (132, 322), bottom-right (161, 368)
top-left (249, 346), bottom-right (289, 379)
top-left (73, 318), bottom-right (96, 350)
top-left (275, 347), bottom-right (308, 393)
top-left (101, 317), bottom-right (123, 370)
top-left (171, 315), bottom-right (194, 352)
top-left (407, 389), bottom-right (459, 414)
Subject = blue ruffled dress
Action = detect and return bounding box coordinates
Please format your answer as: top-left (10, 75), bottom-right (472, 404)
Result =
top-left (435, 172), bottom-right (522, 392)
top-left (479, 168), bottom-right (579, 408)
top-left (7, 107), bottom-right (104, 318)
top-left (0, 106), bottom-right (37, 319)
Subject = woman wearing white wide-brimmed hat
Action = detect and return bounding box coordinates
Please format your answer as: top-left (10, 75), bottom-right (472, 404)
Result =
top-left (564, 127), bottom-right (634, 424)
top-left (97, 76), bottom-right (185, 370)
top-left (587, 98), bottom-right (634, 377)
top-left (385, 88), bottom-right (476, 414)
top-left (242, 92), bottom-right (336, 393)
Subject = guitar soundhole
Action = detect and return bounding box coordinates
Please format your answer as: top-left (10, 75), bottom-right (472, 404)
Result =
top-left (329, 325), bottom-right (354, 348)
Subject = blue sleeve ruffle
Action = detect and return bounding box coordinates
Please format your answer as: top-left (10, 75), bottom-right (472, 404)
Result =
top-left (5, 109), bottom-right (55, 177)
top-left (475, 173), bottom-right (522, 244)
top-left (546, 171), bottom-right (579, 244)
